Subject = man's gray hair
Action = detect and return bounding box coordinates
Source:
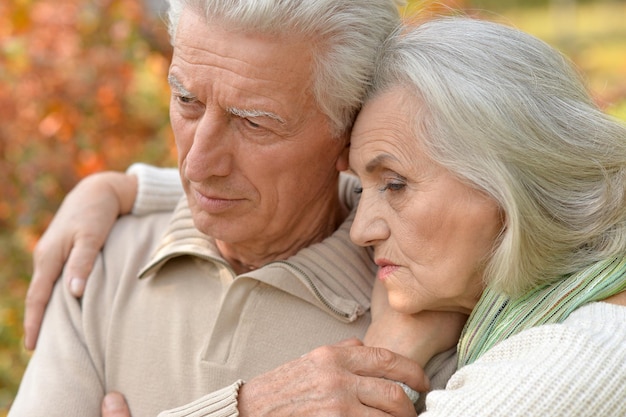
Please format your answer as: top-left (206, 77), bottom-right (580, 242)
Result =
top-left (370, 16), bottom-right (626, 295)
top-left (165, 0), bottom-right (403, 138)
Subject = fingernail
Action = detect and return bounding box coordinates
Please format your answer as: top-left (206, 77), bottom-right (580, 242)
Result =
top-left (396, 381), bottom-right (420, 403)
top-left (70, 278), bottom-right (85, 296)
top-left (103, 393), bottom-right (125, 411)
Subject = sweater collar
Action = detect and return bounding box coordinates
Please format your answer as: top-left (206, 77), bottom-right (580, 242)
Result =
top-left (138, 173), bottom-right (375, 321)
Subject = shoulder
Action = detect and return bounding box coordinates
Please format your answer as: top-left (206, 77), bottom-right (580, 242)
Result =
top-left (423, 302), bottom-right (626, 416)
top-left (79, 211), bottom-right (174, 344)
top-left (82, 211), bottom-right (174, 307)
top-left (104, 211), bottom-right (173, 263)
top-left (476, 302), bottom-right (626, 377)
top-left (563, 301), bottom-right (626, 335)
top-left (493, 302), bottom-right (626, 358)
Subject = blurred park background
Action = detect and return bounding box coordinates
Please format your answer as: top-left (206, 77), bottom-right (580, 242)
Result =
top-left (0, 0), bottom-right (625, 413)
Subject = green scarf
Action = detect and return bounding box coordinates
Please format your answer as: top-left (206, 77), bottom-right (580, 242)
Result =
top-left (457, 255), bottom-right (626, 368)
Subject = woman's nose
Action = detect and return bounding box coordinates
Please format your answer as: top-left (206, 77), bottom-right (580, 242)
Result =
top-left (350, 194), bottom-right (389, 247)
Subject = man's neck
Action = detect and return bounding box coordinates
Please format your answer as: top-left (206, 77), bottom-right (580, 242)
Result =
top-left (217, 197), bottom-right (348, 275)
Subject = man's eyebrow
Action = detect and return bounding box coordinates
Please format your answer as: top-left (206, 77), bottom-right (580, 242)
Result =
top-left (167, 74), bottom-right (194, 97)
top-left (228, 107), bottom-right (286, 125)
top-left (167, 74), bottom-right (285, 124)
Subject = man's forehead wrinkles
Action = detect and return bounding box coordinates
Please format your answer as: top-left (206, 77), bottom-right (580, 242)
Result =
top-left (173, 68), bottom-right (290, 107)
top-left (171, 54), bottom-right (300, 113)
top-left (175, 36), bottom-right (300, 82)
top-left (172, 57), bottom-right (290, 96)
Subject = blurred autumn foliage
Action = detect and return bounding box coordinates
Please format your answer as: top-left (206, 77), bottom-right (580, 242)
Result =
top-left (0, 0), bottom-right (625, 414)
top-left (0, 0), bottom-right (176, 410)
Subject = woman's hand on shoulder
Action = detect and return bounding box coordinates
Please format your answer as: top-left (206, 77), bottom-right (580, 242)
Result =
top-left (24, 171), bottom-right (137, 350)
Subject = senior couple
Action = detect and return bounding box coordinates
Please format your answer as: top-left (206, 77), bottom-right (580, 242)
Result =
top-left (12, 0), bottom-right (626, 416)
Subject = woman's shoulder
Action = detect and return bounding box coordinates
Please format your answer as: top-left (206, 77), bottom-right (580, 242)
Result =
top-left (422, 302), bottom-right (626, 416)
top-left (493, 301), bottom-right (626, 360)
top-left (563, 300), bottom-right (626, 336)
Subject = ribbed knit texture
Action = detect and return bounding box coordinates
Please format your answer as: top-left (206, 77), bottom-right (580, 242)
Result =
top-left (126, 163), bottom-right (183, 216)
top-left (423, 302), bottom-right (626, 416)
top-left (157, 381), bottom-right (244, 417)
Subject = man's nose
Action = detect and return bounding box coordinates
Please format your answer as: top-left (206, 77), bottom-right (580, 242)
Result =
top-left (185, 109), bottom-right (235, 181)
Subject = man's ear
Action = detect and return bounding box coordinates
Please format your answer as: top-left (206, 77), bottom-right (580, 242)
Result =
top-left (336, 138), bottom-right (350, 172)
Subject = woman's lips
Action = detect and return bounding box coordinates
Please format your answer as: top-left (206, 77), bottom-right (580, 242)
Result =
top-left (375, 259), bottom-right (400, 281)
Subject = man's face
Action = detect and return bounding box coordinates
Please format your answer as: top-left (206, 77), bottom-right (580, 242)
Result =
top-left (169, 9), bottom-right (348, 249)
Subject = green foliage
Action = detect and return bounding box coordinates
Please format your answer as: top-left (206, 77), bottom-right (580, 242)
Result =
top-left (0, 0), bottom-right (624, 415)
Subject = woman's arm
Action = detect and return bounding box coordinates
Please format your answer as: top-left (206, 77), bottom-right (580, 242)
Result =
top-left (23, 164), bottom-right (182, 350)
top-left (363, 280), bottom-right (466, 368)
top-left (363, 280), bottom-right (466, 407)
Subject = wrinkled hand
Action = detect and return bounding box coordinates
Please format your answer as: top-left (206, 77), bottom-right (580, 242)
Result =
top-left (364, 281), bottom-right (467, 367)
top-left (24, 172), bottom-right (137, 350)
top-left (237, 338), bottom-right (427, 417)
top-left (102, 392), bottom-right (131, 417)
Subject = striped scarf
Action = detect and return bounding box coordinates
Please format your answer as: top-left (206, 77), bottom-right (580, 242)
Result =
top-left (457, 255), bottom-right (626, 368)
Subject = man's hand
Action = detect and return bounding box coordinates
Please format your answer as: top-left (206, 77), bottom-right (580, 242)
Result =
top-left (238, 339), bottom-right (428, 417)
top-left (364, 280), bottom-right (467, 367)
top-left (24, 172), bottom-right (137, 350)
top-left (102, 392), bottom-right (131, 417)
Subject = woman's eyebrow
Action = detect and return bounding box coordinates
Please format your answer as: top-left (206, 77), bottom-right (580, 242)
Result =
top-left (365, 154), bottom-right (397, 173)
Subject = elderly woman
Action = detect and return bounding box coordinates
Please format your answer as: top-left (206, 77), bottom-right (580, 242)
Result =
top-left (352, 16), bottom-right (626, 415)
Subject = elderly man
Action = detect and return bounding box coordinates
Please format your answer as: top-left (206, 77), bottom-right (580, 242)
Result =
top-left (13, 1), bottom-right (458, 416)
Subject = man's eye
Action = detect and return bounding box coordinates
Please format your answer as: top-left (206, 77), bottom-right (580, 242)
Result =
top-left (245, 118), bottom-right (261, 129)
top-left (176, 95), bottom-right (196, 104)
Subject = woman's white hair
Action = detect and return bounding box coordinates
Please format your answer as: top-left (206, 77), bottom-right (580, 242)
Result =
top-left (164, 0), bottom-right (403, 138)
top-left (370, 16), bottom-right (626, 295)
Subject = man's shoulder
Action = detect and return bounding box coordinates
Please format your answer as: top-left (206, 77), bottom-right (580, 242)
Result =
top-left (104, 211), bottom-right (174, 266)
top-left (111, 210), bottom-right (173, 238)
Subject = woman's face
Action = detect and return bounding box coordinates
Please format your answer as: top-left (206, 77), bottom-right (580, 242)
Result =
top-left (349, 87), bottom-right (503, 314)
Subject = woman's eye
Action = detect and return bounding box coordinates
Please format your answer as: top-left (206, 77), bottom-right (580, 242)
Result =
top-left (381, 182), bottom-right (406, 192)
top-left (354, 186), bottom-right (363, 194)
